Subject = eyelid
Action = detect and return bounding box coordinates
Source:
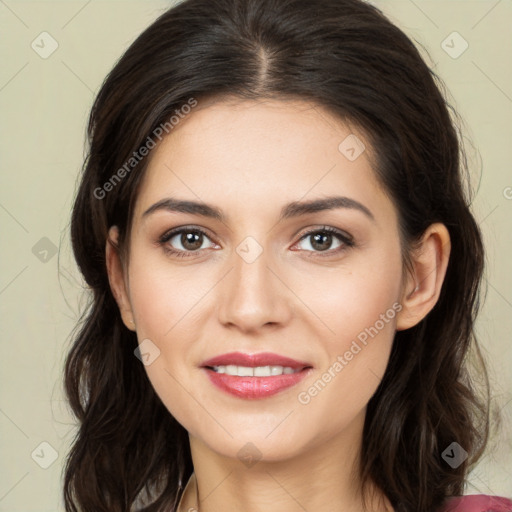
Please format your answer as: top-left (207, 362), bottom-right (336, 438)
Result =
top-left (295, 225), bottom-right (354, 245)
top-left (158, 224), bottom-right (214, 243)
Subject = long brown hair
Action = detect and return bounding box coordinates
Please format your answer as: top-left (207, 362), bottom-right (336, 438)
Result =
top-left (64, 0), bottom-right (490, 510)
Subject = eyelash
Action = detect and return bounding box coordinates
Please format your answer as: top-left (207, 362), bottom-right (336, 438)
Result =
top-left (157, 225), bottom-right (355, 259)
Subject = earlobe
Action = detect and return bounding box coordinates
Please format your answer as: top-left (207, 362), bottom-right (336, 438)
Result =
top-left (105, 225), bottom-right (136, 332)
top-left (396, 223), bottom-right (451, 331)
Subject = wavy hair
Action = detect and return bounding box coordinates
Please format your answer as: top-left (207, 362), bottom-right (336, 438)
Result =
top-left (63, 0), bottom-right (490, 510)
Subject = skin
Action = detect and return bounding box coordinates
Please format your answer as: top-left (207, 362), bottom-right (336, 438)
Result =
top-left (106, 97), bottom-right (451, 512)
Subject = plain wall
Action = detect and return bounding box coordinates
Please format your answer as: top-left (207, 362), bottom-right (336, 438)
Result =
top-left (0, 1), bottom-right (511, 509)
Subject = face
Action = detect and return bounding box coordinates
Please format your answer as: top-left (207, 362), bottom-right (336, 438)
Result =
top-left (111, 97), bottom-right (408, 463)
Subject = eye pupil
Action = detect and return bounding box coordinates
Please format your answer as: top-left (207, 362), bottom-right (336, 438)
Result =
top-left (311, 233), bottom-right (332, 251)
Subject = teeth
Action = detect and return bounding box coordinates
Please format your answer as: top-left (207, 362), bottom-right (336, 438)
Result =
top-left (212, 365), bottom-right (300, 376)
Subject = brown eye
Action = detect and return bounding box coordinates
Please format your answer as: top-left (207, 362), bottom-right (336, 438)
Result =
top-left (158, 227), bottom-right (216, 257)
top-left (295, 226), bottom-right (354, 256)
top-left (177, 231), bottom-right (204, 251)
top-left (309, 232), bottom-right (335, 251)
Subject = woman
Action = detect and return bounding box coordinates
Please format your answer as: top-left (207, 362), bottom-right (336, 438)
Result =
top-left (63, 0), bottom-right (512, 511)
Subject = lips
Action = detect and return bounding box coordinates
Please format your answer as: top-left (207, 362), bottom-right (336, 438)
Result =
top-left (201, 351), bottom-right (312, 370)
top-left (200, 351), bottom-right (313, 399)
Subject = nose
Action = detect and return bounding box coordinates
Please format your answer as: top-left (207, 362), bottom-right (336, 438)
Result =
top-left (217, 240), bottom-right (293, 332)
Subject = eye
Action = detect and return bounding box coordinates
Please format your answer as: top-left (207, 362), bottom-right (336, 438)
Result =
top-left (158, 226), bottom-right (217, 258)
top-left (157, 225), bottom-right (354, 259)
top-left (293, 226), bottom-right (354, 257)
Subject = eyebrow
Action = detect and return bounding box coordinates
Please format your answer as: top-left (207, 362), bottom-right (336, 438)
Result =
top-left (141, 195), bottom-right (375, 223)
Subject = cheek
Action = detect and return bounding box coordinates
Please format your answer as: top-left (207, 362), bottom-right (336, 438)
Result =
top-left (294, 300), bottom-right (398, 449)
top-left (128, 274), bottom-right (204, 435)
top-left (292, 250), bottom-right (401, 423)
top-left (292, 245), bottom-right (403, 349)
top-left (125, 247), bottom-right (233, 431)
top-left (127, 250), bottom-right (211, 341)
top-left (124, 255), bottom-right (196, 402)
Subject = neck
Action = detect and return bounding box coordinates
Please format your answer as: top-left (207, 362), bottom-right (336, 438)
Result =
top-left (183, 410), bottom-right (393, 512)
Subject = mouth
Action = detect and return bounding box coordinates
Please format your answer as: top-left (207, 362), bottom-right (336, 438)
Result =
top-left (207, 364), bottom-right (305, 376)
top-left (200, 352), bottom-right (313, 399)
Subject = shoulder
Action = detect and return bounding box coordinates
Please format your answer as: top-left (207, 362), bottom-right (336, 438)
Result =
top-left (438, 494), bottom-right (512, 512)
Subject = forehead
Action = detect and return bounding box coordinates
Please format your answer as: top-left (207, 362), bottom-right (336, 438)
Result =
top-left (151, 97), bottom-right (360, 163)
top-left (133, 97), bottom-right (391, 225)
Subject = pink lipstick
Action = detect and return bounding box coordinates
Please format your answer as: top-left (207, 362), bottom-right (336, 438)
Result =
top-left (200, 351), bottom-right (313, 399)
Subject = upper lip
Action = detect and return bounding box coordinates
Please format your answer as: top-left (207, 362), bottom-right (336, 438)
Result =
top-left (201, 351), bottom-right (312, 370)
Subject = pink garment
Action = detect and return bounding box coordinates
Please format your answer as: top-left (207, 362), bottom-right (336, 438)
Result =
top-left (439, 494), bottom-right (512, 512)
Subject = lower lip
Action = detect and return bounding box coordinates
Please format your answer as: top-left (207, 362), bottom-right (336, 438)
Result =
top-left (202, 367), bottom-right (312, 399)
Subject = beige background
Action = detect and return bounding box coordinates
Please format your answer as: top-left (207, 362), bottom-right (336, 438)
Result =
top-left (0, 0), bottom-right (511, 510)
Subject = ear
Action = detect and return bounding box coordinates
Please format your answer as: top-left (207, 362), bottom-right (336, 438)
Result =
top-left (395, 223), bottom-right (451, 331)
top-left (105, 225), bottom-right (136, 332)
